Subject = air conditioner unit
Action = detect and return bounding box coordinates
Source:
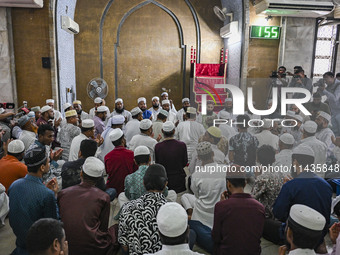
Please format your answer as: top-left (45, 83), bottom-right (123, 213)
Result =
top-left (255, 0), bottom-right (334, 18)
top-left (0, 0), bottom-right (43, 8)
top-left (61, 16), bottom-right (79, 34)
top-left (220, 21), bottom-right (239, 38)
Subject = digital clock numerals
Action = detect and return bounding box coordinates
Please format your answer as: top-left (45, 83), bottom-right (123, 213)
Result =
top-left (251, 26), bottom-right (280, 39)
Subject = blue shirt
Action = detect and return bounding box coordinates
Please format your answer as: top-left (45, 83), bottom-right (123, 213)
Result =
top-left (272, 171), bottom-right (332, 232)
top-left (8, 175), bottom-right (59, 253)
top-left (142, 110), bottom-right (152, 120)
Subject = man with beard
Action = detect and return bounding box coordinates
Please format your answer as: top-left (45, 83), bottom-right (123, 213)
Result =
top-left (93, 106), bottom-right (108, 136)
top-left (73, 100), bottom-right (89, 123)
top-left (318, 72), bottom-right (340, 136)
top-left (217, 98), bottom-right (237, 122)
top-left (138, 97), bottom-right (152, 120)
top-left (176, 98), bottom-right (190, 122)
top-left (161, 100), bottom-right (177, 123)
top-left (110, 98), bottom-right (131, 125)
top-left (161, 92), bottom-right (177, 114)
top-left (89, 97), bottom-right (110, 120)
top-left (46, 99), bottom-right (63, 122)
top-left (18, 115), bottom-right (38, 150)
top-left (197, 101), bottom-right (217, 129)
top-left (280, 111), bottom-right (304, 146)
top-left (36, 106), bottom-right (61, 147)
top-left (148, 96), bottom-right (161, 121)
top-left (305, 93), bottom-right (330, 120)
top-left (315, 111), bottom-right (335, 159)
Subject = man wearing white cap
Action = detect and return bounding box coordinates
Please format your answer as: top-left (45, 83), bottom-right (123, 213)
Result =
top-left (181, 142), bottom-right (226, 254)
top-left (59, 110), bottom-right (81, 161)
top-left (316, 111), bottom-right (335, 159)
top-left (0, 140), bottom-right (27, 193)
top-left (125, 107), bottom-right (143, 146)
top-left (72, 100), bottom-right (89, 122)
top-left (138, 97), bottom-right (153, 120)
top-left (300, 120), bottom-right (327, 176)
top-left (58, 157), bottom-right (117, 255)
top-left (129, 119), bottom-right (158, 162)
top-left (69, 119), bottom-right (103, 161)
top-left (97, 115), bottom-right (125, 161)
top-left (273, 133), bottom-right (295, 168)
top-left (161, 99), bottom-right (177, 123)
top-left (105, 128), bottom-right (137, 194)
top-left (18, 115), bottom-right (38, 150)
top-left (93, 106), bottom-right (109, 136)
top-left (149, 96), bottom-right (161, 121)
top-left (254, 119), bottom-right (279, 151)
top-left (155, 121), bottom-right (188, 193)
top-left (161, 92), bottom-right (177, 114)
top-left (46, 99), bottom-right (63, 123)
top-left (88, 97), bottom-right (110, 120)
top-left (118, 146), bottom-right (177, 208)
top-left (146, 202), bottom-right (203, 255)
top-left (197, 101), bottom-right (218, 129)
top-left (176, 107), bottom-right (205, 162)
top-left (282, 204), bottom-right (326, 254)
top-left (36, 105), bottom-right (58, 127)
top-left (118, 164), bottom-right (168, 254)
top-left (215, 111), bottom-right (237, 141)
top-left (217, 97), bottom-right (237, 122)
top-left (110, 98), bottom-right (131, 124)
top-left (176, 98), bottom-right (190, 122)
top-left (281, 111), bottom-right (304, 145)
top-left (0, 108), bottom-right (14, 143)
top-left (272, 145), bottom-right (332, 248)
top-left (318, 71), bottom-right (340, 136)
top-left (152, 109), bottom-right (169, 142)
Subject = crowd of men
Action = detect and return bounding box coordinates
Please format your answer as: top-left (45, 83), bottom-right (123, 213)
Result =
top-left (2, 69), bottom-right (340, 255)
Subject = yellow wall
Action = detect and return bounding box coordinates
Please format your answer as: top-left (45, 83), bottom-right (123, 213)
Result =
top-left (74, 0), bottom-right (224, 112)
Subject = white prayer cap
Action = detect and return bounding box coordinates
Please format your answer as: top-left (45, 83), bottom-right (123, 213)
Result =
top-left (162, 121), bottom-right (175, 132)
top-left (182, 98), bottom-right (190, 103)
top-left (82, 119), bottom-right (94, 128)
top-left (115, 98), bottom-right (123, 104)
top-left (158, 109), bottom-right (169, 118)
top-left (331, 195), bottom-right (340, 214)
top-left (40, 105), bottom-right (52, 113)
top-left (18, 115), bottom-right (30, 127)
top-left (65, 110), bottom-right (77, 118)
top-left (289, 204), bottom-right (326, 231)
top-left (8, 140), bottom-right (25, 154)
top-left (46, 99), bottom-right (54, 104)
top-left (140, 119), bottom-right (152, 130)
top-left (186, 107), bottom-right (196, 115)
top-left (279, 133), bottom-right (295, 145)
top-left (96, 106), bottom-right (108, 113)
top-left (137, 97), bottom-right (146, 104)
top-left (83, 157), bottom-right (104, 177)
top-left (152, 96), bottom-right (159, 101)
top-left (161, 92), bottom-right (168, 97)
top-left (292, 144), bottom-right (315, 157)
top-left (134, 146), bottom-right (150, 156)
top-left (157, 202), bottom-right (188, 237)
top-left (0, 108), bottom-right (4, 114)
top-left (63, 103), bottom-right (72, 111)
top-left (27, 111), bottom-right (35, 118)
top-left (94, 97), bottom-right (103, 104)
top-left (262, 119), bottom-right (272, 129)
top-left (302, 120), bottom-right (317, 134)
top-left (109, 128), bottom-right (123, 142)
top-left (287, 111), bottom-right (303, 122)
top-left (162, 100), bottom-right (170, 105)
top-left (31, 106), bottom-right (40, 112)
top-left (111, 115), bottom-right (125, 125)
top-left (131, 107), bottom-right (142, 116)
top-left (317, 111), bottom-right (331, 122)
top-left (196, 142), bottom-right (212, 156)
top-left (225, 98), bottom-right (232, 102)
top-left (219, 111), bottom-right (231, 120)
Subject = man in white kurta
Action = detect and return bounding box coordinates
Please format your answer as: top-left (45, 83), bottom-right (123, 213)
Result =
top-left (161, 92), bottom-right (177, 114)
top-left (68, 119), bottom-right (95, 161)
top-left (315, 111), bottom-right (335, 158)
top-left (216, 111), bottom-right (237, 141)
top-left (176, 107), bottom-right (205, 161)
top-left (161, 100), bottom-right (177, 123)
top-left (125, 107), bottom-right (143, 147)
top-left (73, 100), bottom-right (89, 122)
top-left (109, 98), bottom-right (132, 126)
top-left (18, 115), bottom-right (37, 150)
top-left (217, 98), bottom-right (237, 122)
top-left (88, 97), bottom-right (110, 119)
top-left (148, 96), bottom-right (161, 121)
top-left (129, 119), bottom-right (158, 162)
top-left (254, 119), bottom-right (279, 151)
top-left (273, 133), bottom-right (294, 168)
top-left (152, 109), bottom-right (168, 143)
top-left (97, 115), bottom-right (125, 161)
top-left (46, 99), bottom-right (63, 122)
top-left (176, 98), bottom-right (190, 122)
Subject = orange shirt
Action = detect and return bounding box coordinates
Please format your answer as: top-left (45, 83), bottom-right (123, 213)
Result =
top-left (0, 155), bottom-right (28, 193)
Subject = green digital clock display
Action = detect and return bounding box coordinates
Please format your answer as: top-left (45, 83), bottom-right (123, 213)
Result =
top-left (250, 26), bottom-right (281, 39)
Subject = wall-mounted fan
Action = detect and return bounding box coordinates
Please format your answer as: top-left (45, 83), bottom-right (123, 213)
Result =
top-left (213, 6), bottom-right (230, 22)
top-left (87, 78), bottom-right (108, 100)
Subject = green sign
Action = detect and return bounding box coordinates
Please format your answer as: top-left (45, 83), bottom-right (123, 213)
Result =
top-left (250, 26), bottom-right (281, 39)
